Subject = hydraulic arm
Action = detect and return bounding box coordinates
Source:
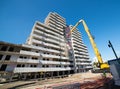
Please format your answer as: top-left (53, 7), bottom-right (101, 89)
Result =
top-left (70, 19), bottom-right (109, 69)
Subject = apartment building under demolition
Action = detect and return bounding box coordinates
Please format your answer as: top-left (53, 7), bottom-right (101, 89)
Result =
top-left (0, 12), bottom-right (92, 80)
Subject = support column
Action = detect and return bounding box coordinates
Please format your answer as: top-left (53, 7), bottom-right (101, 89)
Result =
top-left (34, 74), bottom-right (37, 79)
top-left (57, 71), bottom-right (59, 77)
top-left (43, 72), bottom-right (45, 79)
top-left (62, 71), bottom-right (64, 77)
top-left (24, 74), bottom-right (27, 80)
top-left (9, 73), bottom-right (13, 82)
top-left (51, 72), bottom-right (53, 79)
top-left (68, 70), bottom-right (70, 75)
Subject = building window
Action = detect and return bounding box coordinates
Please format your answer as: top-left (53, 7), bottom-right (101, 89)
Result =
top-left (22, 64), bottom-right (25, 67)
top-left (24, 57), bottom-right (27, 59)
top-left (19, 56), bottom-right (23, 58)
top-left (0, 54), bottom-right (3, 60)
top-left (8, 47), bottom-right (14, 51)
top-left (32, 57), bottom-right (38, 60)
top-left (0, 64), bottom-right (7, 71)
top-left (42, 65), bottom-right (45, 67)
top-left (30, 65), bottom-right (33, 67)
top-left (46, 65), bottom-right (49, 67)
top-left (69, 65), bottom-right (73, 67)
top-left (34, 65), bottom-right (37, 67)
top-left (17, 64), bottom-right (21, 67)
top-left (36, 44), bottom-right (38, 46)
top-left (36, 51), bottom-right (39, 53)
top-left (43, 58), bottom-right (45, 60)
top-left (0, 46), bottom-right (7, 51)
top-left (19, 56), bottom-right (27, 59)
top-left (5, 55), bottom-right (11, 60)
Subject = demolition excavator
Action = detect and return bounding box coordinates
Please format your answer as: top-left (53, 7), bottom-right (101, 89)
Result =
top-left (70, 19), bottom-right (109, 70)
top-left (70, 20), bottom-right (120, 87)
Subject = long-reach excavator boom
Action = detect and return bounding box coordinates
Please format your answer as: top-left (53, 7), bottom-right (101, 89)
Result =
top-left (70, 19), bottom-right (109, 69)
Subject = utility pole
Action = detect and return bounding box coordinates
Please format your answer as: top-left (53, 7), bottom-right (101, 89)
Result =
top-left (108, 40), bottom-right (118, 59)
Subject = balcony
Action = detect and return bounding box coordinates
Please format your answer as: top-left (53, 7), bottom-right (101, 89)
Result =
top-left (42, 54), bottom-right (61, 59)
top-left (74, 50), bottom-right (88, 54)
top-left (0, 51), bottom-right (20, 55)
top-left (47, 22), bottom-right (63, 35)
top-left (35, 26), bottom-right (45, 32)
top-left (31, 45), bottom-right (65, 55)
top-left (48, 25), bottom-right (64, 36)
top-left (85, 66), bottom-right (93, 68)
top-left (20, 50), bottom-right (40, 56)
top-left (32, 39), bottom-right (43, 45)
top-left (74, 54), bottom-right (84, 57)
top-left (73, 44), bottom-right (87, 50)
top-left (32, 34), bottom-right (65, 47)
top-left (16, 58), bottom-right (71, 65)
top-left (56, 27), bottom-right (64, 32)
top-left (46, 33), bottom-right (64, 42)
top-left (45, 26), bottom-right (59, 35)
top-left (36, 25), bottom-right (60, 37)
top-left (41, 54), bottom-right (69, 60)
top-left (74, 51), bottom-right (89, 56)
top-left (32, 39), bottom-right (64, 50)
top-left (76, 59), bottom-right (91, 62)
top-left (50, 14), bottom-right (65, 23)
top-left (56, 21), bottom-right (66, 28)
top-left (35, 25), bottom-right (64, 39)
top-left (44, 48), bottom-right (65, 54)
top-left (34, 28), bottom-right (44, 34)
top-left (46, 38), bottom-right (60, 45)
top-left (55, 17), bottom-right (65, 24)
top-left (53, 23), bottom-right (63, 29)
top-left (45, 42), bottom-right (64, 49)
top-left (40, 60), bottom-right (71, 65)
top-left (14, 67), bottom-right (73, 73)
top-left (75, 54), bottom-right (89, 59)
top-left (17, 58), bottom-right (39, 63)
top-left (32, 34), bottom-right (43, 40)
top-left (76, 62), bottom-right (90, 65)
top-left (72, 38), bottom-right (82, 44)
top-left (61, 56), bottom-right (69, 60)
top-left (32, 34), bottom-right (61, 45)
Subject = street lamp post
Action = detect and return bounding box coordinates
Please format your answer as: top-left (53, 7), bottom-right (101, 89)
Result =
top-left (108, 40), bottom-right (118, 59)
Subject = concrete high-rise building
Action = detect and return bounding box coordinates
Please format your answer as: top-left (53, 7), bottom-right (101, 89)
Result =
top-left (0, 12), bottom-right (92, 80)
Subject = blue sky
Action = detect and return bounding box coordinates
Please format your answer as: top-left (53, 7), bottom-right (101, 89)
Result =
top-left (0, 0), bottom-right (120, 62)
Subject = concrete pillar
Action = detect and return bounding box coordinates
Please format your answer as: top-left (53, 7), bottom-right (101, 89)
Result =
top-left (62, 71), bottom-right (64, 77)
top-left (23, 74), bottom-right (27, 80)
top-left (43, 72), bottom-right (45, 79)
top-left (34, 74), bottom-right (37, 79)
top-left (51, 72), bottom-right (53, 78)
top-left (57, 71), bottom-right (59, 77)
top-left (68, 70), bottom-right (70, 74)
top-left (19, 73), bottom-right (22, 80)
top-left (9, 73), bottom-right (13, 82)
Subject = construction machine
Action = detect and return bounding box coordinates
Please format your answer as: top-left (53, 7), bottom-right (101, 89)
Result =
top-left (70, 19), bottom-right (120, 87)
top-left (70, 19), bottom-right (109, 70)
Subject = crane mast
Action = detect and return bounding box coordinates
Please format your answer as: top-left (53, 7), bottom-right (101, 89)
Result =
top-left (70, 19), bottom-right (109, 69)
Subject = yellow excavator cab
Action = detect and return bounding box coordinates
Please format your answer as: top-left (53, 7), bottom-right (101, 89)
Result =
top-left (100, 63), bottom-right (110, 69)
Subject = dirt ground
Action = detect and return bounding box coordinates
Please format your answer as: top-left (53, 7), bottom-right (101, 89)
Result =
top-left (0, 72), bottom-right (113, 89)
